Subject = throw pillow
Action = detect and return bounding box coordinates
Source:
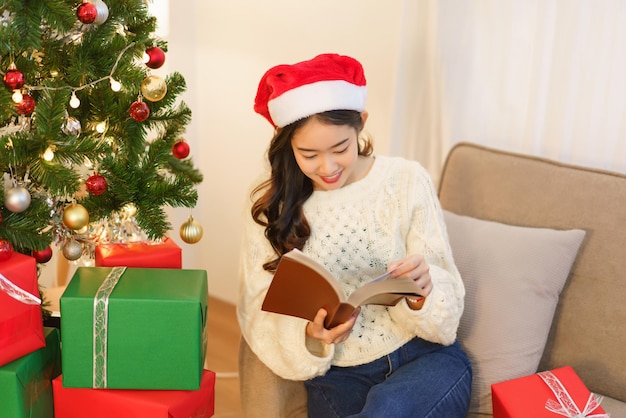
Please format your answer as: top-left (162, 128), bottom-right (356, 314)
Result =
top-left (443, 210), bottom-right (586, 415)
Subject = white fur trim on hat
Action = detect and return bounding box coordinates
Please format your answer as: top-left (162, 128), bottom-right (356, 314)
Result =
top-left (267, 80), bottom-right (367, 128)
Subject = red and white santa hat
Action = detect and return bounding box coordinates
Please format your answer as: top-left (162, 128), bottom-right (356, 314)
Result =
top-left (254, 53), bottom-right (367, 128)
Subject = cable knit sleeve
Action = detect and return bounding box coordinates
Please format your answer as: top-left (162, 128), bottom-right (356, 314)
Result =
top-left (236, 191), bottom-right (335, 381)
top-left (388, 163), bottom-right (464, 345)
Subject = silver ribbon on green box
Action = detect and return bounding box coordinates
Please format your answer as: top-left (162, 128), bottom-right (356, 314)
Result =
top-left (92, 266), bottom-right (126, 389)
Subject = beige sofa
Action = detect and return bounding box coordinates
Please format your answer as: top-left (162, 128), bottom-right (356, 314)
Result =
top-left (239, 142), bottom-right (626, 417)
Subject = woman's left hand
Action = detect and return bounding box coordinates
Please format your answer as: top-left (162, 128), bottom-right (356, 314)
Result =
top-left (306, 307), bottom-right (360, 345)
top-left (388, 254), bottom-right (433, 297)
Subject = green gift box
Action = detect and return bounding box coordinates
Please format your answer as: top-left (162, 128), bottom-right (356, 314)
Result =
top-left (0, 327), bottom-right (62, 418)
top-left (60, 267), bottom-right (208, 390)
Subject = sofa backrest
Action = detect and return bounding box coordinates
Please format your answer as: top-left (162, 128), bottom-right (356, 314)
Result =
top-left (438, 142), bottom-right (626, 402)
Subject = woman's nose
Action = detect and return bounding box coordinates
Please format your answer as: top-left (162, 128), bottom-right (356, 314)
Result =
top-left (319, 154), bottom-right (338, 174)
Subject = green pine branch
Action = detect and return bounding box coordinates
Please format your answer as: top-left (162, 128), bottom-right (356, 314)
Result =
top-left (0, 197), bottom-right (53, 252)
top-left (0, 0), bottom-right (203, 254)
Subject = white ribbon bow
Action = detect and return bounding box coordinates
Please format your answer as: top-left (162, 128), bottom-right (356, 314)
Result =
top-left (0, 272), bottom-right (41, 305)
top-left (538, 370), bottom-right (610, 418)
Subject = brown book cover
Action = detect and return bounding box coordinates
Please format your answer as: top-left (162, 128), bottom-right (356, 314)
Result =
top-left (261, 249), bottom-right (424, 328)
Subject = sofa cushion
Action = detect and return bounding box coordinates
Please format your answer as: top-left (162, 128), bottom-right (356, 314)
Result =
top-left (598, 394), bottom-right (626, 417)
top-left (443, 210), bottom-right (585, 415)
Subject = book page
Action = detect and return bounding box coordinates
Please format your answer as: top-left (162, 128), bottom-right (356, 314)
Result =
top-left (282, 249), bottom-right (345, 301)
top-left (347, 276), bottom-right (423, 308)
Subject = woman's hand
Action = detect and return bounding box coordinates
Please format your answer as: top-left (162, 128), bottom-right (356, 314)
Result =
top-left (306, 307), bottom-right (360, 345)
top-left (389, 253), bottom-right (433, 297)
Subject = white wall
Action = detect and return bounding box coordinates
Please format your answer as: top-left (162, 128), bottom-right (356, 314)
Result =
top-left (165, 1), bottom-right (403, 304)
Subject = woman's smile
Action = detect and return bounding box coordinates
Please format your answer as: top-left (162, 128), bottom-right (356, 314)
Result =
top-left (319, 170), bottom-right (343, 184)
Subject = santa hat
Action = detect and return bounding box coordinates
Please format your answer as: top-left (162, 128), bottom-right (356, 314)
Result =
top-left (254, 53), bottom-right (367, 128)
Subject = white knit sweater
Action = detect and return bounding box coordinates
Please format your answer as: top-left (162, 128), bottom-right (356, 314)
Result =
top-left (237, 155), bottom-right (464, 381)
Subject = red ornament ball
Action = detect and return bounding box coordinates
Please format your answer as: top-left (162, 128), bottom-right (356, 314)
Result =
top-left (77, 2), bottom-right (98, 24)
top-left (16, 94), bottom-right (35, 115)
top-left (129, 101), bottom-right (150, 122)
top-left (145, 47), bottom-right (166, 69)
top-left (86, 173), bottom-right (107, 195)
top-left (172, 141), bottom-right (190, 159)
top-left (4, 68), bottom-right (24, 90)
top-left (0, 239), bottom-right (13, 261)
top-left (32, 246), bottom-right (53, 263)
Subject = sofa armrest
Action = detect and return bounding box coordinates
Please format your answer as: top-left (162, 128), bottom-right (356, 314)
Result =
top-left (238, 337), bottom-right (307, 418)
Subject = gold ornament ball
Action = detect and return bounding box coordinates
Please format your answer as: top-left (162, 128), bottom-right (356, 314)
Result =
top-left (63, 203), bottom-right (89, 230)
top-left (141, 75), bottom-right (167, 102)
top-left (62, 239), bottom-right (83, 261)
top-left (180, 216), bottom-right (203, 244)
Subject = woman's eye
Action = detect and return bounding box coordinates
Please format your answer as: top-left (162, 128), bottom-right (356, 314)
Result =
top-left (303, 154), bottom-right (317, 160)
top-left (335, 146), bottom-right (349, 154)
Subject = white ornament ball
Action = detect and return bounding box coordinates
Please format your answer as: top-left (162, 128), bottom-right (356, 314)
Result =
top-left (4, 186), bottom-right (31, 213)
top-left (93, 0), bottom-right (109, 25)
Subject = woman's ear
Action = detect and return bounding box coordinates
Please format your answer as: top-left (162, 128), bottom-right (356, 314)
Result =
top-left (360, 111), bottom-right (369, 129)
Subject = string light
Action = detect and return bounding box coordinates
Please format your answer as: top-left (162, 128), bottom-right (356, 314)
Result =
top-left (110, 78), bottom-right (121, 92)
top-left (95, 121), bottom-right (107, 133)
top-left (21, 42), bottom-right (136, 106)
top-left (11, 90), bottom-right (22, 103)
top-left (69, 92), bottom-right (80, 108)
top-left (43, 146), bottom-right (55, 161)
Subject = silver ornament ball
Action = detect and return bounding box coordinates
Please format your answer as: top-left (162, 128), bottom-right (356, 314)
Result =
top-left (62, 116), bottom-right (82, 135)
top-left (4, 186), bottom-right (31, 213)
top-left (62, 239), bottom-right (83, 261)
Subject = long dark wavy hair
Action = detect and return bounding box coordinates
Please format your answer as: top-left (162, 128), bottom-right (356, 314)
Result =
top-left (251, 110), bottom-right (373, 272)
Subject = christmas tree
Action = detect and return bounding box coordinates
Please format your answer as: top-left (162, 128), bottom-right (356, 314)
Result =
top-left (0, 0), bottom-right (203, 264)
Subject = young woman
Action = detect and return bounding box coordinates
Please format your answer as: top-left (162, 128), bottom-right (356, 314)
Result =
top-left (238, 53), bottom-right (471, 417)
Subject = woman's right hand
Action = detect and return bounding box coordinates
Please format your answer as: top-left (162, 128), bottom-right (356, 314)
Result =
top-left (306, 307), bottom-right (360, 345)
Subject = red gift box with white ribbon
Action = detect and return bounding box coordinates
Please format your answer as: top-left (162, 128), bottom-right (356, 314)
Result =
top-left (492, 366), bottom-right (608, 417)
top-left (0, 252), bottom-right (45, 367)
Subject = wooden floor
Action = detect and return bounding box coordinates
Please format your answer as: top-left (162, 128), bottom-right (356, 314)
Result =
top-left (205, 296), bottom-right (243, 417)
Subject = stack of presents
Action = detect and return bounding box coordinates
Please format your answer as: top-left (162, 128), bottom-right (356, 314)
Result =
top-left (0, 238), bottom-right (215, 418)
top-left (3, 236), bottom-right (608, 418)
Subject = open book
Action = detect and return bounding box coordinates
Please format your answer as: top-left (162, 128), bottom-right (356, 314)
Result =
top-left (261, 249), bottom-right (424, 328)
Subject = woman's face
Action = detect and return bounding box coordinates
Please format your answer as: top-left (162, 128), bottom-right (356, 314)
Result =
top-left (290, 117), bottom-right (360, 191)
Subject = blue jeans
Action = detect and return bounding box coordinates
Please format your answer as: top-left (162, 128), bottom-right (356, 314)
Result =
top-left (305, 338), bottom-right (472, 418)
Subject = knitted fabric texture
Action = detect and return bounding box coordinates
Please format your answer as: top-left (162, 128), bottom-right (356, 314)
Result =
top-left (237, 155), bottom-right (464, 381)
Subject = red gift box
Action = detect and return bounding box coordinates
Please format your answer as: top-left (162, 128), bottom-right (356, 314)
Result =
top-left (492, 366), bottom-right (608, 417)
top-left (52, 369), bottom-right (215, 418)
top-left (0, 252), bottom-right (45, 367)
top-left (95, 237), bottom-right (182, 268)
